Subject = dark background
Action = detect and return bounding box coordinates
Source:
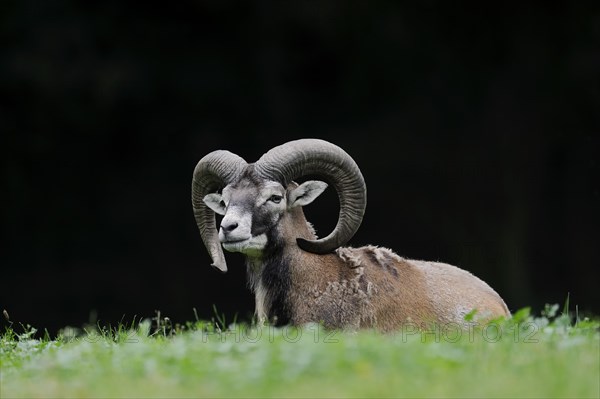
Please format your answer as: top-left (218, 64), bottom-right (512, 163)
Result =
top-left (1, 1), bottom-right (598, 335)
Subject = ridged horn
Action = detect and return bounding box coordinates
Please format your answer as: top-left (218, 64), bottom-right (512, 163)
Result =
top-left (254, 138), bottom-right (366, 254)
top-left (192, 150), bottom-right (247, 272)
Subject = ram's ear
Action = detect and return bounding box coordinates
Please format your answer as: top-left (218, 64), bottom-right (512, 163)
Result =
top-left (288, 180), bottom-right (328, 209)
top-left (203, 193), bottom-right (226, 215)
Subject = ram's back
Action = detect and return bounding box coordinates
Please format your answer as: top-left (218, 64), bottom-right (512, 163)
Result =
top-left (332, 246), bottom-right (510, 331)
top-left (409, 259), bottom-right (510, 324)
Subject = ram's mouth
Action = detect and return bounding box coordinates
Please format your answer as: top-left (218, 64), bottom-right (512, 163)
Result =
top-left (221, 238), bottom-right (250, 251)
top-left (221, 234), bottom-right (267, 256)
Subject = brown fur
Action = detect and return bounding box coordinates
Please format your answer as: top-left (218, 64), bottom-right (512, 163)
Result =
top-left (258, 205), bottom-right (510, 331)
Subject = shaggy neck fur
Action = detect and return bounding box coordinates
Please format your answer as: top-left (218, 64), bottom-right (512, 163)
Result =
top-left (245, 206), bottom-right (316, 325)
top-left (246, 250), bottom-right (291, 326)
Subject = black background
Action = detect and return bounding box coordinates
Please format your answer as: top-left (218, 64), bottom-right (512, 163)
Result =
top-left (2, 1), bottom-right (599, 334)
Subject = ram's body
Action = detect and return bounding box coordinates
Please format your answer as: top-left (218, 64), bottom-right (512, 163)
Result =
top-left (192, 139), bottom-right (510, 331)
top-left (246, 198), bottom-right (509, 331)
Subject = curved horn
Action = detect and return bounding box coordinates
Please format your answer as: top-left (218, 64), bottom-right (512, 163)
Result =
top-left (192, 150), bottom-right (247, 272)
top-left (254, 138), bottom-right (366, 254)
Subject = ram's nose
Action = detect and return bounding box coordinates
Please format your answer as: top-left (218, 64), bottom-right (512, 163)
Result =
top-left (219, 207), bottom-right (252, 243)
top-left (221, 220), bottom-right (239, 234)
top-left (219, 217), bottom-right (246, 243)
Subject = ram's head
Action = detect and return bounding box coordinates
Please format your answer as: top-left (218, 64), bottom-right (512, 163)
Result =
top-left (191, 139), bottom-right (367, 272)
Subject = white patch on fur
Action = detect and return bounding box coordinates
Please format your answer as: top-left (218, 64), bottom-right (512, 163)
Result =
top-left (222, 233), bottom-right (267, 256)
top-left (254, 280), bottom-right (269, 324)
top-left (219, 205), bottom-right (252, 242)
top-left (218, 204), bottom-right (267, 255)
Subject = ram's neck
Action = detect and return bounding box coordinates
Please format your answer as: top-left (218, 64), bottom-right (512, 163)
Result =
top-left (246, 208), bottom-right (319, 325)
top-left (246, 250), bottom-right (291, 326)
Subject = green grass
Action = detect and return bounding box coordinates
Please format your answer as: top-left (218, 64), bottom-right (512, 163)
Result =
top-left (1, 306), bottom-right (599, 398)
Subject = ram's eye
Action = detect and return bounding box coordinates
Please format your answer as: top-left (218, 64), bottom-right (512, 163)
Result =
top-left (268, 195), bottom-right (283, 204)
top-left (220, 200), bottom-right (226, 208)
